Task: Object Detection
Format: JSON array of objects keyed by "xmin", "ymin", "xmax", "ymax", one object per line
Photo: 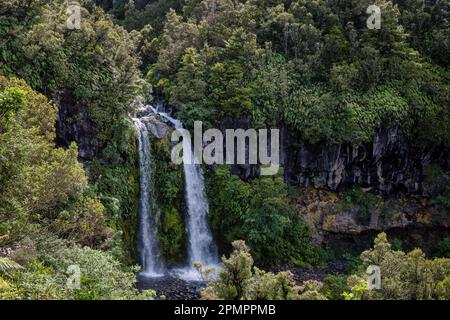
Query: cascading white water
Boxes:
[
  {"xmin": 149, "ymin": 105, "xmax": 220, "ymax": 279},
  {"xmin": 134, "ymin": 116, "xmax": 165, "ymax": 277},
  {"xmin": 182, "ymin": 139, "xmax": 220, "ymax": 268}
]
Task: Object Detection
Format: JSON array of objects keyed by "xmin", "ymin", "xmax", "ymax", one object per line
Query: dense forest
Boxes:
[{"xmin": 0, "ymin": 0, "xmax": 449, "ymax": 300}]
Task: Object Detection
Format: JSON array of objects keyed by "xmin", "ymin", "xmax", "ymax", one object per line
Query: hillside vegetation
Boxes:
[{"xmin": 0, "ymin": 0, "xmax": 449, "ymax": 300}]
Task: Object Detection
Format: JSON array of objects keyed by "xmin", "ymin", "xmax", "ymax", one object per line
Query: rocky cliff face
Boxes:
[
  {"xmin": 54, "ymin": 90, "xmax": 99, "ymax": 161},
  {"xmin": 220, "ymin": 119, "xmax": 450, "ymax": 196},
  {"xmin": 295, "ymin": 188, "xmax": 450, "ymax": 253},
  {"xmin": 282, "ymin": 125, "xmax": 450, "ymax": 196},
  {"xmin": 218, "ymin": 118, "xmax": 450, "ymax": 197},
  {"xmin": 215, "ymin": 119, "xmax": 449, "ymax": 249},
  {"xmin": 283, "ymin": 125, "xmax": 450, "ymax": 251}
]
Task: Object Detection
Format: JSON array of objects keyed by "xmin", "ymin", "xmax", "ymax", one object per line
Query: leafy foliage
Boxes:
[
  {"xmin": 7, "ymin": 239, "xmax": 156, "ymax": 300},
  {"xmin": 206, "ymin": 166, "xmax": 323, "ymax": 266},
  {"xmin": 345, "ymin": 233, "xmax": 450, "ymax": 300},
  {"xmin": 321, "ymin": 274, "xmax": 349, "ymax": 300},
  {"xmin": 0, "ymin": 258, "xmax": 23, "ymax": 278},
  {"xmin": 201, "ymin": 240, "xmax": 327, "ymax": 300},
  {"xmin": 0, "ymin": 77, "xmax": 89, "ymax": 243},
  {"xmin": 151, "ymin": 134, "xmax": 186, "ymax": 264},
  {"xmin": 144, "ymin": 0, "xmax": 449, "ymax": 147}
]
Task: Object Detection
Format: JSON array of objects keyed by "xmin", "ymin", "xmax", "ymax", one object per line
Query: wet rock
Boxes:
[
  {"xmin": 141, "ymin": 116, "xmax": 170, "ymax": 139},
  {"xmin": 137, "ymin": 275, "xmax": 205, "ymax": 300}
]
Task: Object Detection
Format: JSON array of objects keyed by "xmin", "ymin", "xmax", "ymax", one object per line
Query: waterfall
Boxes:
[
  {"xmin": 134, "ymin": 117, "xmax": 165, "ymax": 277},
  {"xmin": 149, "ymin": 105, "xmax": 220, "ymax": 279},
  {"xmin": 182, "ymin": 141, "xmax": 220, "ymax": 268}
]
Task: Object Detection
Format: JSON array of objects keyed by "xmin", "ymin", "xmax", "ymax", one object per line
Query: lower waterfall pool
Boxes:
[
  {"xmin": 136, "ymin": 264, "xmax": 221, "ymax": 300},
  {"xmin": 137, "ymin": 273, "xmax": 206, "ymax": 300}
]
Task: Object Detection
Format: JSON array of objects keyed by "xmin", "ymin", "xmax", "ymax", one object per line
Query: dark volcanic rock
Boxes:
[
  {"xmin": 54, "ymin": 90, "xmax": 100, "ymax": 160},
  {"xmin": 221, "ymin": 115, "xmax": 261, "ymax": 181},
  {"xmin": 282, "ymin": 125, "xmax": 450, "ymax": 195},
  {"xmin": 136, "ymin": 275, "xmax": 205, "ymax": 300},
  {"xmin": 217, "ymin": 117, "xmax": 449, "ymax": 195}
]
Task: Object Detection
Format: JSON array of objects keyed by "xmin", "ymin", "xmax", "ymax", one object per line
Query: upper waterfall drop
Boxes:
[
  {"xmin": 133, "ymin": 115, "xmax": 166, "ymax": 277},
  {"xmin": 148, "ymin": 104, "xmax": 220, "ymax": 279}
]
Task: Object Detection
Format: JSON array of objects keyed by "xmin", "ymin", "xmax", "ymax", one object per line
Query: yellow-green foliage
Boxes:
[
  {"xmin": 201, "ymin": 240, "xmax": 327, "ymax": 300},
  {"xmin": 51, "ymin": 196, "xmax": 113, "ymax": 248},
  {"xmin": 346, "ymin": 233, "xmax": 450, "ymax": 300},
  {"xmin": 160, "ymin": 207, "xmax": 185, "ymax": 263},
  {"xmin": 0, "ymin": 77, "xmax": 88, "ymax": 241},
  {"xmin": 201, "ymin": 240, "xmax": 254, "ymax": 300},
  {"xmin": 3, "ymin": 241, "xmax": 156, "ymax": 300},
  {"xmin": 0, "ymin": 276, "xmax": 21, "ymax": 300},
  {"xmin": 0, "ymin": 75, "xmax": 117, "ymax": 251}
]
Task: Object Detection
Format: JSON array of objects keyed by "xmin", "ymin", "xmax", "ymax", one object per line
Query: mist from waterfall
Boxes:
[{"xmin": 134, "ymin": 117, "xmax": 165, "ymax": 277}]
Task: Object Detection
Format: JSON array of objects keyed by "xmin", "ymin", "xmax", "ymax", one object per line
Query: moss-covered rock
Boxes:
[{"xmin": 151, "ymin": 131, "xmax": 187, "ymax": 265}]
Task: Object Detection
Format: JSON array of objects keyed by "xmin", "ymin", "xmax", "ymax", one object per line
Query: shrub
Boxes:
[
  {"xmin": 201, "ymin": 240, "xmax": 253, "ymax": 300},
  {"xmin": 321, "ymin": 274, "xmax": 349, "ymax": 300},
  {"xmin": 346, "ymin": 233, "xmax": 450, "ymax": 300},
  {"xmin": 0, "ymin": 276, "xmax": 21, "ymax": 300},
  {"xmin": 0, "ymin": 77, "xmax": 88, "ymax": 243},
  {"xmin": 12, "ymin": 260, "xmax": 66, "ymax": 300},
  {"xmin": 201, "ymin": 240, "xmax": 327, "ymax": 300},
  {"xmin": 51, "ymin": 196, "xmax": 113, "ymax": 248},
  {"xmin": 30, "ymin": 238, "xmax": 155, "ymax": 300},
  {"xmin": 434, "ymin": 237, "xmax": 450, "ymax": 258},
  {"xmin": 207, "ymin": 166, "xmax": 323, "ymax": 266}
]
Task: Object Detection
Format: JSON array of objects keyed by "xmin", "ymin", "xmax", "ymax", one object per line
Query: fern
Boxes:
[{"xmin": 0, "ymin": 257, "xmax": 24, "ymax": 277}]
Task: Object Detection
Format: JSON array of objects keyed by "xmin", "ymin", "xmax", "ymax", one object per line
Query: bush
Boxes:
[
  {"xmin": 51, "ymin": 196, "xmax": 113, "ymax": 248},
  {"xmin": 207, "ymin": 166, "xmax": 323, "ymax": 266},
  {"xmin": 0, "ymin": 77, "xmax": 88, "ymax": 243},
  {"xmin": 434, "ymin": 237, "xmax": 450, "ymax": 258},
  {"xmin": 345, "ymin": 233, "xmax": 450, "ymax": 300},
  {"xmin": 33, "ymin": 239, "xmax": 155, "ymax": 300},
  {"xmin": 201, "ymin": 240, "xmax": 327, "ymax": 300},
  {"xmin": 12, "ymin": 260, "xmax": 66, "ymax": 300},
  {"xmin": 4, "ymin": 241, "xmax": 156, "ymax": 300},
  {"xmin": 0, "ymin": 276, "xmax": 21, "ymax": 300},
  {"xmin": 341, "ymin": 188, "xmax": 380, "ymax": 222},
  {"xmin": 321, "ymin": 274, "xmax": 349, "ymax": 300}
]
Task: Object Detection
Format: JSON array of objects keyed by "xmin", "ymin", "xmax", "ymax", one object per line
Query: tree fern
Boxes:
[{"xmin": 0, "ymin": 257, "xmax": 24, "ymax": 277}]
